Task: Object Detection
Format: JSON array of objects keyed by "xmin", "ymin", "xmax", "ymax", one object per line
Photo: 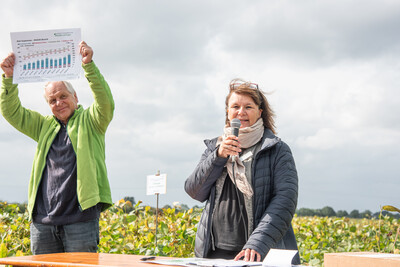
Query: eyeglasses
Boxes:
[{"xmin": 229, "ymin": 81, "xmax": 259, "ymax": 91}]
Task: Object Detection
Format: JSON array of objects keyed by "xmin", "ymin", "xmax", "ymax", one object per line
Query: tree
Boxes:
[
  {"xmin": 296, "ymin": 208, "xmax": 315, "ymax": 216},
  {"xmin": 361, "ymin": 210, "xmax": 372, "ymax": 219},
  {"xmin": 336, "ymin": 210, "xmax": 349, "ymax": 217},
  {"xmin": 321, "ymin": 206, "xmax": 336, "ymax": 217},
  {"xmin": 180, "ymin": 204, "xmax": 190, "ymax": 210},
  {"xmin": 123, "ymin": 196, "xmax": 136, "ymax": 205},
  {"xmin": 349, "ymin": 209, "xmax": 360, "ymax": 218}
]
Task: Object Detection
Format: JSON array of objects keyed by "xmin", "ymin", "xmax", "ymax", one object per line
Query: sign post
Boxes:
[{"xmin": 146, "ymin": 171, "xmax": 167, "ymax": 249}]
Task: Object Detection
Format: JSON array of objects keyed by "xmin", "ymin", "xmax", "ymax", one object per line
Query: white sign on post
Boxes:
[{"xmin": 146, "ymin": 174, "xmax": 167, "ymax": 195}]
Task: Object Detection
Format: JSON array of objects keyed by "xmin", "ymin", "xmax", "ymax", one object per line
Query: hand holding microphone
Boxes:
[{"xmin": 217, "ymin": 118, "xmax": 242, "ymax": 159}]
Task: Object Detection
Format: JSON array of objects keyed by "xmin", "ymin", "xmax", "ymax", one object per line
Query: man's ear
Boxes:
[{"xmin": 74, "ymin": 93, "xmax": 79, "ymax": 105}]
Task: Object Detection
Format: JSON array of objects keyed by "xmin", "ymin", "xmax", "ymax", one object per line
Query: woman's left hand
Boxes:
[{"xmin": 234, "ymin": 248, "xmax": 261, "ymax": 262}]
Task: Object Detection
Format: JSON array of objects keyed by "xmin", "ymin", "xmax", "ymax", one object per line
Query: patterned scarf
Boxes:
[{"xmin": 217, "ymin": 118, "xmax": 264, "ymax": 198}]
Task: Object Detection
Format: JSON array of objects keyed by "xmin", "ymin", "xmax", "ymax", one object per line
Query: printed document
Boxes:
[{"xmin": 10, "ymin": 28, "xmax": 81, "ymax": 84}]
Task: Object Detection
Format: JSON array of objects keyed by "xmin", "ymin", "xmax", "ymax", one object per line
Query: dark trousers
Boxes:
[{"xmin": 30, "ymin": 219, "xmax": 99, "ymax": 255}]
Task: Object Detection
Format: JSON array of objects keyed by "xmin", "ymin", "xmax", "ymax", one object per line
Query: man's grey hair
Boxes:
[{"xmin": 44, "ymin": 81, "xmax": 76, "ymax": 102}]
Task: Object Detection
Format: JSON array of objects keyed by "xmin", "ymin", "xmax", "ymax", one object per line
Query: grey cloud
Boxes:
[
  {"xmin": 1, "ymin": 0, "xmax": 400, "ymax": 211},
  {"xmin": 214, "ymin": 1, "xmax": 400, "ymax": 65}
]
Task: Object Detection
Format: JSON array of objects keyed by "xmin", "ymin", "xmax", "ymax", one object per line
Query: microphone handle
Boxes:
[
  {"xmin": 231, "ymin": 127, "xmax": 240, "ymax": 161},
  {"xmin": 232, "ymin": 127, "xmax": 239, "ymax": 137}
]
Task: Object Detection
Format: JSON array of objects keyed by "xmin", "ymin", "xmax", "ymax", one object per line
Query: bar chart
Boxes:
[
  {"xmin": 21, "ymin": 45, "xmax": 73, "ymax": 71},
  {"xmin": 11, "ymin": 28, "xmax": 81, "ymax": 83},
  {"xmin": 15, "ymin": 40, "xmax": 77, "ymax": 80}
]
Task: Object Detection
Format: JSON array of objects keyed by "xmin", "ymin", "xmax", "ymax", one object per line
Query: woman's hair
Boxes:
[{"xmin": 225, "ymin": 78, "xmax": 276, "ymax": 134}]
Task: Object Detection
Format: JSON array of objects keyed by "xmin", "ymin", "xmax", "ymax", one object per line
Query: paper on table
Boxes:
[
  {"xmin": 187, "ymin": 258, "xmax": 262, "ymax": 266},
  {"xmin": 144, "ymin": 257, "xmax": 262, "ymax": 266},
  {"xmin": 262, "ymin": 249, "xmax": 298, "ymax": 267},
  {"xmin": 144, "ymin": 257, "xmax": 191, "ymax": 266}
]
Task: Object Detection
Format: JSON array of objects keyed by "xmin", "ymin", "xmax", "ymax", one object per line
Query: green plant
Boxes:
[
  {"xmin": 1, "ymin": 200, "xmax": 400, "ymax": 267},
  {"xmin": 0, "ymin": 202, "xmax": 30, "ymax": 257},
  {"xmin": 378, "ymin": 205, "xmax": 400, "ymax": 253}
]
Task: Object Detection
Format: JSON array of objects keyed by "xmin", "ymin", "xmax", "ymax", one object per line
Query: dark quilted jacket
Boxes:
[{"xmin": 184, "ymin": 128, "xmax": 300, "ymax": 264}]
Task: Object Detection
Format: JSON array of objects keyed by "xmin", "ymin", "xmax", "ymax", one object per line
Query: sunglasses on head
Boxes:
[{"xmin": 229, "ymin": 81, "xmax": 259, "ymax": 91}]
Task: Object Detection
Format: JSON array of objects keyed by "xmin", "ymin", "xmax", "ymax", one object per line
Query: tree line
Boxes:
[
  {"xmin": 296, "ymin": 206, "xmax": 400, "ymax": 219},
  {"xmin": 124, "ymin": 197, "xmax": 399, "ymax": 219},
  {"xmin": 2, "ymin": 198, "xmax": 399, "ymax": 219}
]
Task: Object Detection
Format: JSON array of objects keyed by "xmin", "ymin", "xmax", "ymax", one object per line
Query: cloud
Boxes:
[{"xmin": 1, "ymin": 0, "xmax": 400, "ymax": 212}]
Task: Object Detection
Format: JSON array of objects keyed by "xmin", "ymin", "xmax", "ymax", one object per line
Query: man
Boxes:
[{"xmin": 0, "ymin": 41, "xmax": 114, "ymax": 254}]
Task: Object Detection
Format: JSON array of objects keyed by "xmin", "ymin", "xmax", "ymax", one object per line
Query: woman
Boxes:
[{"xmin": 184, "ymin": 79, "xmax": 300, "ymax": 264}]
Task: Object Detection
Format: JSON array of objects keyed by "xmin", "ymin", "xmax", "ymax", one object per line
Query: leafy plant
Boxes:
[
  {"xmin": 1, "ymin": 200, "xmax": 400, "ymax": 267},
  {"xmin": 0, "ymin": 202, "xmax": 30, "ymax": 258},
  {"xmin": 378, "ymin": 205, "xmax": 400, "ymax": 253}
]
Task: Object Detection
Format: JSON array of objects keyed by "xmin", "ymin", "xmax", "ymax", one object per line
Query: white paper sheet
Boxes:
[
  {"xmin": 145, "ymin": 257, "xmax": 262, "ymax": 266},
  {"xmin": 262, "ymin": 249, "xmax": 299, "ymax": 267},
  {"xmin": 10, "ymin": 28, "xmax": 81, "ymax": 84}
]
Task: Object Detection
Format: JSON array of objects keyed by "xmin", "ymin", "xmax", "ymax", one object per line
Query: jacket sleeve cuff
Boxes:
[
  {"xmin": 2, "ymin": 74, "xmax": 13, "ymax": 82},
  {"xmin": 2, "ymin": 74, "xmax": 15, "ymax": 92},
  {"xmin": 213, "ymin": 148, "xmax": 229, "ymax": 166},
  {"xmin": 82, "ymin": 61, "xmax": 96, "ymax": 73}
]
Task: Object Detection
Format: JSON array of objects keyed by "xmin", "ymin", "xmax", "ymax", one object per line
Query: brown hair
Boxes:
[{"xmin": 225, "ymin": 78, "xmax": 276, "ymax": 134}]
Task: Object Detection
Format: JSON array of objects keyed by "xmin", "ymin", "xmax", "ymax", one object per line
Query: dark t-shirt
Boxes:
[
  {"xmin": 33, "ymin": 122, "xmax": 99, "ymax": 225},
  {"xmin": 212, "ymin": 174, "xmax": 248, "ymax": 251}
]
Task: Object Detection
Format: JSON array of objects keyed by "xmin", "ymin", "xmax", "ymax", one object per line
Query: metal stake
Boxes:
[{"xmin": 155, "ymin": 170, "xmax": 160, "ymax": 249}]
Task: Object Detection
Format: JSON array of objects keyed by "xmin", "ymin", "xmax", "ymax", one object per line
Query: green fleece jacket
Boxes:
[{"xmin": 0, "ymin": 62, "xmax": 114, "ymax": 219}]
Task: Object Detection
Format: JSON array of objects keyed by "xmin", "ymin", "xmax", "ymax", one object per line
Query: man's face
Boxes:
[{"xmin": 45, "ymin": 82, "xmax": 78, "ymax": 125}]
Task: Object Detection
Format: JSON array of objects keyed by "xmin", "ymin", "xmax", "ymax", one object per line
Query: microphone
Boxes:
[
  {"xmin": 231, "ymin": 118, "xmax": 241, "ymax": 160},
  {"xmin": 231, "ymin": 118, "xmax": 241, "ymax": 137}
]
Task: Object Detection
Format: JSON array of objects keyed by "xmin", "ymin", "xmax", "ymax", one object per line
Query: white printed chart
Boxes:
[{"xmin": 11, "ymin": 28, "xmax": 81, "ymax": 84}]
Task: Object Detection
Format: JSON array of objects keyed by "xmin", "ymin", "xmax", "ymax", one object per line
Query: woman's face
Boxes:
[{"xmin": 227, "ymin": 92, "xmax": 262, "ymax": 128}]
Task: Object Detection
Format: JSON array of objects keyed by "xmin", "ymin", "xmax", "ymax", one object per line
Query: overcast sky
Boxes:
[{"xmin": 0, "ymin": 0, "xmax": 399, "ymax": 213}]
